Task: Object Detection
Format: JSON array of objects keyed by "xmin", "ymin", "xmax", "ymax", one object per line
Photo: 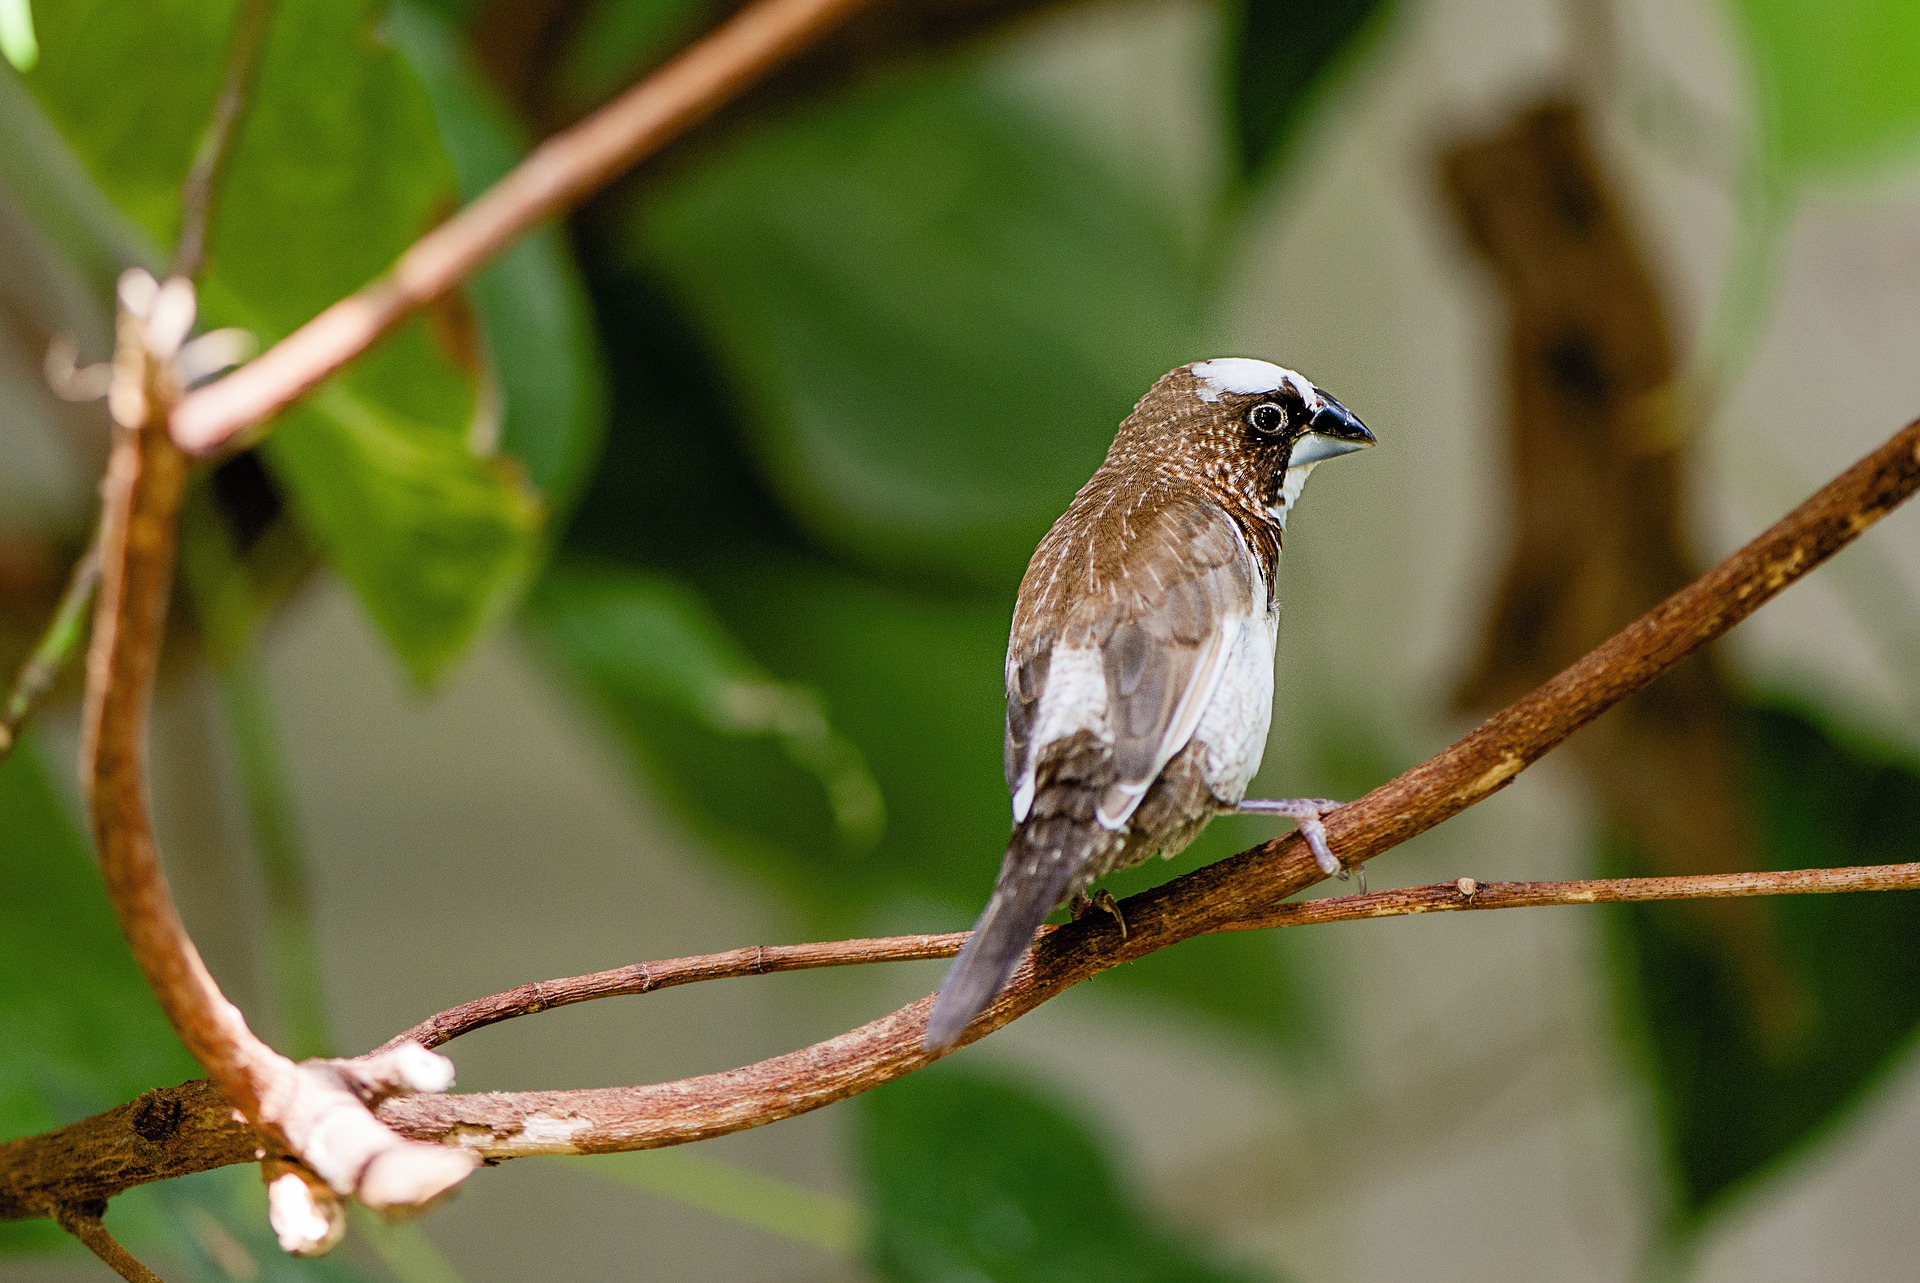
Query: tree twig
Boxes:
[
  {"xmin": 81, "ymin": 271, "xmax": 477, "ymax": 1230},
  {"xmin": 1231, "ymin": 862, "xmax": 1920, "ymax": 930},
  {"xmin": 378, "ymin": 934, "xmax": 972, "ymax": 1054},
  {"xmin": 168, "ymin": 0, "xmax": 873, "ymax": 455},
  {"xmin": 54, "ymin": 1203, "xmax": 167, "ymax": 1283},
  {"xmin": 0, "ymin": 538, "xmax": 100, "ymax": 762},
  {"xmin": 171, "ymin": 0, "xmax": 276, "ymax": 281}
]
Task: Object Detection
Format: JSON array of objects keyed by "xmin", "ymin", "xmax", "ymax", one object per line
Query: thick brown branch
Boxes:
[
  {"xmin": 9, "ymin": 417, "xmax": 1919, "ymax": 1208},
  {"xmin": 169, "ymin": 0, "xmax": 872, "ymax": 454},
  {"xmin": 54, "ymin": 1204, "xmax": 167, "ymax": 1283}
]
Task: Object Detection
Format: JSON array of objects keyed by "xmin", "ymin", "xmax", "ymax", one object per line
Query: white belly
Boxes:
[{"xmin": 1192, "ymin": 603, "xmax": 1277, "ymax": 805}]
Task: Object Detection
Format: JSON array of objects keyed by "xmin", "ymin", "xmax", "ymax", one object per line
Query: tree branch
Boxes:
[
  {"xmin": 378, "ymin": 934, "xmax": 971, "ymax": 1055},
  {"xmin": 54, "ymin": 1204, "xmax": 167, "ymax": 1283},
  {"xmin": 80, "ymin": 272, "xmax": 477, "ymax": 1230},
  {"xmin": 0, "ymin": 538, "xmax": 100, "ymax": 763},
  {"xmin": 1231, "ymin": 862, "xmax": 1920, "ymax": 930},
  {"xmin": 171, "ymin": 0, "xmax": 275, "ymax": 281},
  {"xmin": 168, "ymin": 0, "xmax": 873, "ymax": 455}
]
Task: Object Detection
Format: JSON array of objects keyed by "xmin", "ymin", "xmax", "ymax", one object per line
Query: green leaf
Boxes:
[
  {"xmin": 858, "ymin": 1068, "xmax": 1269, "ymax": 1283},
  {"xmin": 1729, "ymin": 0, "xmax": 1920, "ymax": 179},
  {"xmin": 530, "ymin": 562, "xmax": 885, "ymax": 898},
  {"xmin": 1611, "ymin": 698, "xmax": 1920, "ymax": 1223},
  {"xmin": 265, "ymin": 391, "xmax": 543, "ymax": 684},
  {"xmin": 1220, "ymin": 0, "xmax": 1393, "ymax": 182},
  {"xmin": 388, "ymin": 1, "xmax": 608, "ymax": 512},
  {"xmin": 634, "ymin": 64, "xmax": 1202, "ymax": 587},
  {"xmin": 0, "ymin": 744, "xmax": 195, "ymax": 1254},
  {"xmin": 550, "ymin": 0, "xmax": 706, "ymax": 117},
  {"xmin": 22, "ymin": 0, "xmax": 551, "ymax": 682}
]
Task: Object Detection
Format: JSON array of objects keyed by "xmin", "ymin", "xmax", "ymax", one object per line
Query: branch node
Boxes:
[{"xmin": 264, "ymin": 1161, "xmax": 345, "ymax": 1257}]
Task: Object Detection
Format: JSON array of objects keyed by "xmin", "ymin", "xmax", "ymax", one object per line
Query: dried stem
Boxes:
[
  {"xmin": 379, "ymin": 934, "xmax": 971, "ymax": 1054},
  {"xmin": 171, "ymin": 0, "xmax": 276, "ymax": 280},
  {"xmin": 169, "ymin": 0, "xmax": 872, "ymax": 454},
  {"xmin": 54, "ymin": 1204, "xmax": 167, "ymax": 1283},
  {"xmin": 0, "ymin": 538, "xmax": 101, "ymax": 763},
  {"xmin": 1231, "ymin": 862, "xmax": 1920, "ymax": 930}
]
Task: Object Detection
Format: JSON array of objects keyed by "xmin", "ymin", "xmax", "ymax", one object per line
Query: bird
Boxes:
[{"xmin": 924, "ymin": 358, "xmax": 1375, "ymax": 1051}]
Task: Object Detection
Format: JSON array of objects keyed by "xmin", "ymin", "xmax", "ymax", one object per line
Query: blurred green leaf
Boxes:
[
  {"xmin": 634, "ymin": 63, "xmax": 1201, "ymax": 587},
  {"xmin": 265, "ymin": 391, "xmax": 543, "ymax": 685},
  {"xmin": 552, "ymin": 0, "xmax": 707, "ymax": 116},
  {"xmin": 531, "ymin": 562, "xmax": 885, "ymax": 896},
  {"xmin": 1221, "ymin": 0, "xmax": 1391, "ymax": 182},
  {"xmin": 22, "ymin": 0, "xmax": 551, "ymax": 683},
  {"xmin": 0, "ymin": 0, "xmax": 38, "ymax": 72},
  {"xmin": 1730, "ymin": 0, "xmax": 1920, "ymax": 178},
  {"xmin": 859, "ymin": 1068, "xmax": 1268, "ymax": 1283},
  {"xmin": 389, "ymin": 1, "xmax": 609, "ymax": 512},
  {"xmin": 0, "ymin": 744, "xmax": 194, "ymax": 1254},
  {"xmin": 1611, "ymin": 698, "xmax": 1920, "ymax": 1223}
]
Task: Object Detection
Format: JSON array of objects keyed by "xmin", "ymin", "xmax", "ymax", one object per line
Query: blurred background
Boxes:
[{"xmin": 6, "ymin": 0, "xmax": 1920, "ymax": 1279}]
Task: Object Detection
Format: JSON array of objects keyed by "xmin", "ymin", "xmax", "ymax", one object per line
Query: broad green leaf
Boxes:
[
  {"xmin": 1729, "ymin": 0, "xmax": 1920, "ymax": 178},
  {"xmin": 634, "ymin": 64, "xmax": 1202, "ymax": 587},
  {"xmin": 1611, "ymin": 698, "xmax": 1920, "ymax": 1223},
  {"xmin": 859, "ymin": 1068, "xmax": 1268, "ymax": 1283},
  {"xmin": 265, "ymin": 392, "xmax": 543, "ymax": 683},
  {"xmin": 530, "ymin": 562, "xmax": 884, "ymax": 900},
  {"xmin": 389, "ymin": 1, "xmax": 609, "ymax": 512},
  {"xmin": 1221, "ymin": 0, "xmax": 1393, "ymax": 182},
  {"xmin": 22, "ymin": 0, "xmax": 549, "ymax": 683}
]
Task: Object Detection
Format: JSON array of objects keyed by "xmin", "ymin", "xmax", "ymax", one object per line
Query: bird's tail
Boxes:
[{"xmin": 924, "ymin": 811, "xmax": 1101, "ymax": 1051}]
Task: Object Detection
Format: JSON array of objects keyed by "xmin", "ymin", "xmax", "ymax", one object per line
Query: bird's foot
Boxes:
[
  {"xmin": 1070, "ymin": 888, "xmax": 1128, "ymax": 940},
  {"xmin": 1235, "ymin": 797, "xmax": 1352, "ymax": 883}
]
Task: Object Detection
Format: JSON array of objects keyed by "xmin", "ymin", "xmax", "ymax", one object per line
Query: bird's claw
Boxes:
[
  {"xmin": 1070, "ymin": 888, "xmax": 1128, "ymax": 939},
  {"xmin": 1237, "ymin": 797, "xmax": 1349, "ymax": 881}
]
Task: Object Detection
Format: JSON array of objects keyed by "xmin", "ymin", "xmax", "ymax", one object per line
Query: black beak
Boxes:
[{"xmin": 1289, "ymin": 395, "xmax": 1375, "ymax": 467}]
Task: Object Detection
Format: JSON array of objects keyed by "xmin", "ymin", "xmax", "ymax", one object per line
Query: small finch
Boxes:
[{"xmin": 925, "ymin": 358, "xmax": 1375, "ymax": 1050}]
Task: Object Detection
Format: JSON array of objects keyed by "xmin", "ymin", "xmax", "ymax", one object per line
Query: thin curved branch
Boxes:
[
  {"xmin": 379, "ymin": 934, "xmax": 970, "ymax": 1054},
  {"xmin": 171, "ymin": 0, "xmax": 275, "ymax": 280},
  {"xmin": 82, "ymin": 274, "xmax": 477, "ymax": 1220},
  {"xmin": 169, "ymin": 0, "xmax": 873, "ymax": 454},
  {"xmin": 0, "ymin": 539, "xmax": 100, "ymax": 763},
  {"xmin": 7, "ymin": 417, "xmax": 1919, "ymax": 1209},
  {"xmin": 390, "ymin": 860, "xmax": 1920, "ymax": 1053},
  {"xmin": 1231, "ymin": 861, "xmax": 1920, "ymax": 930}
]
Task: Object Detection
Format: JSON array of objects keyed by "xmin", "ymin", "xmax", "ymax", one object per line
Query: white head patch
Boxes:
[{"xmin": 1190, "ymin": 358, "xmax": 1320, "ymax": 407}]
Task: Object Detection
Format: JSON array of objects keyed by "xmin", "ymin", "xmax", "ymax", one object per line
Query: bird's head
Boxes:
[{"xmin": 1109, "ymin": 358, "xmax": 1376, "ymax": 527}]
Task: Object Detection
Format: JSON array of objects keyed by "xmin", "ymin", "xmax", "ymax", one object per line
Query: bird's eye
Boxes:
[{"xmin": 1247, "ymin": 401, "xmax": 1287, "ymax": 438}]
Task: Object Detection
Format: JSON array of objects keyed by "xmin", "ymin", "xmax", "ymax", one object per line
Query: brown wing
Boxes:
[{"xmin": 1005, "ymin": 486, "xmax": 1260, "ymax": 826}]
